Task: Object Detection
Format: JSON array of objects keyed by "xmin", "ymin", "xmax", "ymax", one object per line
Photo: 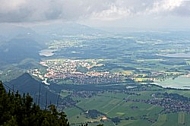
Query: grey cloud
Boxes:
[
  {"xmin": 0, "ymin": 8, "xmax": 33, "ymax": 23},
  {"xmin": 0, "ymin": 0, "xmax": 114, "ymax": 22},
  {"xmin": 0, "ymin": 0, "xmax": 189, "ymax": 23},
  {"xmin": 173, "ymin": 1, "xmax": 190, "ymax": 16},
  {"xmin": 115, "ymin": 0, "xmax": 157, "ymax": 13}
]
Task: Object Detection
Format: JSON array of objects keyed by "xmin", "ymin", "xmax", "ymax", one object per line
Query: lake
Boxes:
[
  {"xmin": 39, "ymin": 49, "xmax": 55, "ymax": 57},
  {"xmin": 154, "ymin": 75, "xmax": 190, "ymax": 89}
]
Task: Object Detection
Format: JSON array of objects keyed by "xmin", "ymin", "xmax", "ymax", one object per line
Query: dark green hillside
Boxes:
[
  {"xmin": 6, "ymin": 73, "xmax": 60, "ymax": 107},
  {"xmin": 0, "ymin": 81, "xmax": 69, "ymax": 126},
  {"xmin": 1, "ymin": 81, "xmax": 104, "ymax": 126},
  {"xmin": 0, "ymin": 38, "xmax": 41, "ymax": 64}
]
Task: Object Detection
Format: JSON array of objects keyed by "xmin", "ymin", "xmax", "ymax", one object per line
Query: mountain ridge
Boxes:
[{"xmin": 5, "ymin": 73, "xmax": 60, "ymax": 107}]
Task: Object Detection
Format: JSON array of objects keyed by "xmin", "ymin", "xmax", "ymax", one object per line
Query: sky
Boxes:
[{"xmin": 1, "ymin": 0, "xmax": 190, "ymax": 30}]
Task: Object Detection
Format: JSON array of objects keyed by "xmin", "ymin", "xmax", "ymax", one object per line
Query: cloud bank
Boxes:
[{"xmin": 0, "ymin": 0, "xmax": 189, "ymax": 23}]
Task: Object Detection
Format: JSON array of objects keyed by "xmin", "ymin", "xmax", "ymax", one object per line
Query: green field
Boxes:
[{"xmin": 63, "ymin": 89, "xmax": 190, "ymax": 126}]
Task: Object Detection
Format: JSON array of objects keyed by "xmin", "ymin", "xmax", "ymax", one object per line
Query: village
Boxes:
[{"xmin": 125, "ymin": 92, "xmax": 190, "ymax": 113}]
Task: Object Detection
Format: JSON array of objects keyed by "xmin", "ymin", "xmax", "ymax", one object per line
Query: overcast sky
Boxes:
[{"xmin": 1, "ymin": 0, "xmax": 190, "ymax": 30}]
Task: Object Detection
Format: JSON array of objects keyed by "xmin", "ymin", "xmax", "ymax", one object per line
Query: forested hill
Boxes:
[
  {"xmin": 5, "ymin": 73, "xmax": 59, "ymax": 107},
  {"xmin": 0, "ymin": 80, "xmax": 69, "ymax": 126},
  {"xmin": 0, "ymin": 81, "xmax": 104, "ymax": 126}
]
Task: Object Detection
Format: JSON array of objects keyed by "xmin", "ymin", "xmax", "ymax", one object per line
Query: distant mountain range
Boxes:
[
  {"xmin": 32, "ymin": 22, "xmax": 105, "ymax": 37},
  {"xmin": 0, "ymin": 24, "xmax": 40, "ymax": 41},
  {"xmin": 0, "ymin": 23, "xmax": 105, "ymax": 41}
]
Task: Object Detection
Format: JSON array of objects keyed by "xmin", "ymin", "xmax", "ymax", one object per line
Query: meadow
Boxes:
[{"xmin": 63, "ymin": 87, "xmax": 190, "ymax": 126}]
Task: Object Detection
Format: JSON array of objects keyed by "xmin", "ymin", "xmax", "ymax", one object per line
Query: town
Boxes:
[
  {"xmin": 29, "ymin": 59, "xmax": 124, "ymax": 84},
  {"xmin": 29, "ymin": 58, "xmax": 185, "ymax": 85}
]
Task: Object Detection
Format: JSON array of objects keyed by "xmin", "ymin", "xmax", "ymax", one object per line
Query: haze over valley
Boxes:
[{"xmin": 1, "ymin": 0, "xmax": 190, "ymax": 126}]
